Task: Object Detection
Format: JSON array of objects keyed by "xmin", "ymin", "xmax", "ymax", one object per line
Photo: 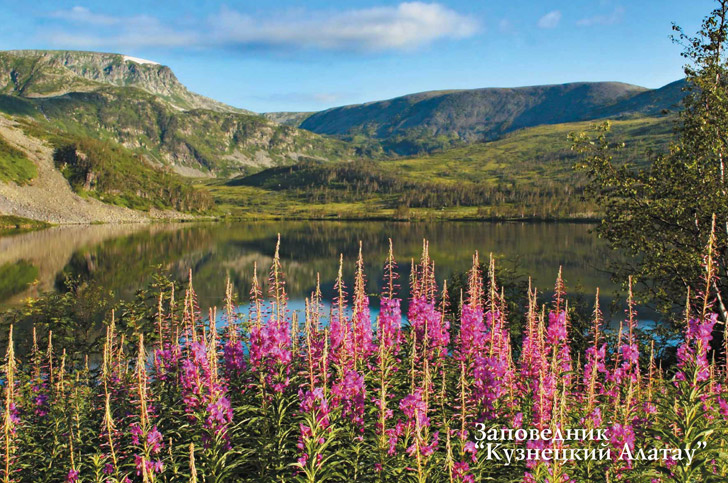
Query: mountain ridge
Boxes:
[
  {"xmin": 266, "ymin": 80, "xmax": 684, "ymax": 154},
  {"xmin": 0, "ymin": 49, "xmax": 250, "ymax": 114}
]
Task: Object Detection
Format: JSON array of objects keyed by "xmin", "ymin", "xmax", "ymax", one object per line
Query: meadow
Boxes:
[{"xmin": 0, "ymin": 233, "xmax": 726, "ymax": 482}]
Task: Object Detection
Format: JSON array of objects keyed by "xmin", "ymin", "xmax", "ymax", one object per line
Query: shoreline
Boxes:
[{"xmin": 0, "ymin": 212, "xmax": 603, "ymax": 233}]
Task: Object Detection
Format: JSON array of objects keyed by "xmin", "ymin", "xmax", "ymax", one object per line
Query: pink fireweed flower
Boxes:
[
  {"xmin": 378, "ymin": 297, "xmax": 402, "ymax": 355},
  {"xmin": 332, "ymin": 370, "xmax": 366, "ymax": 428},
  {"xmin": 385, "ymin": 421, "xmax": 404, "ymax": 455},
  {"xmin": 676, "ymin": 314, "xmax": 717, "ymax": 382},
  {"xmin": 299, "ymin": 387, "xmax": 331, "ymax": 427},
  {"xmin": 352, "ymin": 302, "xmax": 374, "ymax": 362},
  {"xmin": 580, "ymin": 407, "xmax": 603, "ymax": 429},
  {"xmin": 223, "ymin": 339, "xmax": 245, "ymax": 379},
  {"xmin": 146, "ymin": 426, "xmax": 163, "ymax": 454},
  {"xmin": 249, "ymin": 316, "xmax": 292, "ymax": 392},
  {"xmin": 473, "ymin": 354, "xmax": 511, "ymax": 419},
  {"xmin": 352, "ymin": 246, "xmax": 375, "ymax": 361},
  {"xmin": 66, "ymin": 469, "xmax": 80, "ymax": 482},
  {"xmin": 453, "ymin": 461, "xmax": 475, "ymax": 483},
  {"xmin": 133, "ymin": 455, "xmax": 164, "ymax": 477},
  {"xmin": 610, "ymin": 423, "xmax": 636, "ymax": 460},
  {"xmin": 457, "ymin": 304, "xmax": 486, "ymax": 361},
  {"xmin": 468, "ymin": 308, "xmax": 513, "ymax": 419},
  {"xmin": 180, "ymin": 342, "xmax": 233, "ymax": 442},
  {"xmin": 30, "ymin": 382, "xmax": 49, "ymax": 417},
  {"xmin": 463, "ymin": 440, "xmax": 477, "ymax": 462},
  {"xmin": 409, "ymin": 296, "xmax": 450, "ymax": 362},
  {"xmin": 519, "ymin": 303, "xmax": 547, "ymax": 399},
  {"xmin": 718, "ymin": 398, "xmax": 728, "ymax": 420},
  {"xmin": 153, "ymin": 344, "xmax": 181, "ymax": 382},
  {"xmin": 546, "ymin": 310, "xmax": 572, "ymax": 382},
  {"xmin": 400, "ymin": 389, "xmax": 430, "ymax": 429},
  {"xmin": 532, "ymin": 371, "xmax": 557, "ymax": 428}
]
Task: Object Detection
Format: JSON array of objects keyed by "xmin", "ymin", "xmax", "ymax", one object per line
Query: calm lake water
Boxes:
[{"xmin": 0, "ymin": 221, "xmax": 627, "ymax": 318}]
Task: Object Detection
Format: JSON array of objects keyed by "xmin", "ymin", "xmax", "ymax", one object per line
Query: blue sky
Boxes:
[{"xmin": 0, "ymin": 0, "xmax": 716, "ymax": 112}]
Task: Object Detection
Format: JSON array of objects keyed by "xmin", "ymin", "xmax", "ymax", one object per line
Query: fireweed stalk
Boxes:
[
  {"xmin": 130, "ymin": 335, "xmax": 164, "ymax": 480},
  {"xmin": 2, "ymin": 326, "xmax": 17, "ymax": 483},
  {"xmin": 0, "ymin": 237, "xmax": 727, "ymax": 481},
  {"xmin": 375, "ymin": 241, "xmax": 401, "ymax": 474}
]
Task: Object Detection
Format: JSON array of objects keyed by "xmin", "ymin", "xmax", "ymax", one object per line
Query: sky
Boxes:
[{"xmin": 0, "ymin": 0, "xmax": 717, "ymax": 113}]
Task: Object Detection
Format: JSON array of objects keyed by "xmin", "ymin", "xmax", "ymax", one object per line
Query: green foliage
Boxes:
[
  {"xmin": 650, "ymin": 365, "xmax": 728, "ymax": 482},
  {"xmin": 50, "ymin": 136, "xmax": 213, "ymax": 212},
  {"xmin": 572, "ymin": 1, "xmax": 728, "ymax": 325},
  {"xmin": 0, "ymin": 134, "xmax": 36, "ymax": 184}
]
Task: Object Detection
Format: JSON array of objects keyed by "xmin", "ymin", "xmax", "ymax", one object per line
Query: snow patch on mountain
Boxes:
[{"xmin": 123, "ymin": 55, "xmax": 159, "ymax": 65}]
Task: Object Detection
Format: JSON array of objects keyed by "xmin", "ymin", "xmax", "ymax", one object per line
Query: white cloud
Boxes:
[
  {"xmin": 46, "ymin": 6, "xmax": 198, "ymax": 49},
  {"xmin": 49, "ymin": 6, "xmax": 119, "ymax": 26},
  {"xmin": 577, "ymin": 7, "xmax": 625, "ymax": 27},
  {"xmin": 43, "ymin": 3, "xmax": 478, "ymax": 53},
  {"xmin": 537, "ymin": 10, "xmax": 562, "ymax": 29}
]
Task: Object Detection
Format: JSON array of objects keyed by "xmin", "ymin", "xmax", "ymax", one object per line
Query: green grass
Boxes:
[
  {"xmin": 0, "ymin": 215, "xmax": 50, "ymax": 231},
  {"xmin": 0, "ymin": 134, "xmax": 36, "ymax": 184},
  {"xmin": 388, "ymin": 116, "xmax": 673, "ymax": 187}
]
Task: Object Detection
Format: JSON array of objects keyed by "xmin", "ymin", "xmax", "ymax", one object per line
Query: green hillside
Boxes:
[
  {"xmin": 295, "ymin": 82, "xmax": 664, "ymax": 154},
  {"xmin": 13, "ymin": 118, "xmax": 213, "ymax": 212},
  {"xmin": 389, "ymin": 116, "xmax": 673, "ymax": 186},
  {"xmin": 211, "ymin": 115, "xmax": 674, "ymax": 220},
  {"xmin": 0, "ymin": 134, "xmax": 36, "ymax": 184},
  {"xmin": 0, "ymin": 88, "xmax": 352, "ymax": 176},
  {"xmin": 0, "ymin": 50, "xmax": 355, "ymax": 177}
]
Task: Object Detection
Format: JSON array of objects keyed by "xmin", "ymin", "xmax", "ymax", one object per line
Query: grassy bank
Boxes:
[{"xmin": 0, "ymin": 215, "xmax": 51, "ymax": 232}]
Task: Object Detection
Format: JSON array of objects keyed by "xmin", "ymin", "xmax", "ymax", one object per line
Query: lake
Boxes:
[{"xmin": 0, "ymin": 221, "xmax": 628, "ymax": 320}]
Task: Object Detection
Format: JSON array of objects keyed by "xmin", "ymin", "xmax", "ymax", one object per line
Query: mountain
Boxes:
[
  {"xmin": 0, "ymin": 50, "xmax": 353, "ymax": 177},
  {"xmin": 262, "ymin": 111, "xmax": 314, "ymax": 126},
  {"xmin": 267, "ymin": 80, "xmax": 686, "ymax": 155},
  {"xmin": 595, "ymin": 79, "xmax": 687, "ymax": 118},
  {"xmin": 0, "ymin": 50, "xmax": 249, "ymax": 114}
]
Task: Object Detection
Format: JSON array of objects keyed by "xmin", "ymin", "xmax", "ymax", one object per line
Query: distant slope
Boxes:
[
  {"xmin": 0, "ymin": 50, "xmax": 249, "ymax": 114},
  {"xmin": 594, "ymin": 79, "xmax": 687, "ymax": 118},
  {"xmin": 296, "ymin": 82, "xmax": 647, "ymax": 151},
  {"xmin": 389, "ymin": 116, "xmax": 674, "ymax": 186},
  {"xmin": 262, "ymin": 111, "xmax": 314, "ymax": 126}
]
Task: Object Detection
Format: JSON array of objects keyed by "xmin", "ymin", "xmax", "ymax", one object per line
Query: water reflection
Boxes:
[{"xmin": 0, "ymin": 221, "xmax": 618, "ymax": 312}]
